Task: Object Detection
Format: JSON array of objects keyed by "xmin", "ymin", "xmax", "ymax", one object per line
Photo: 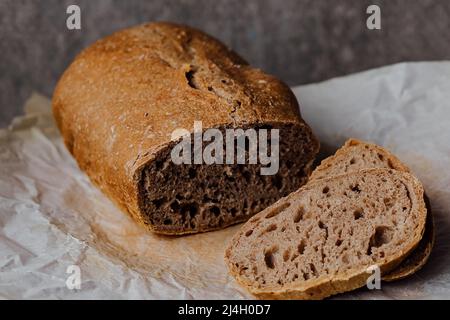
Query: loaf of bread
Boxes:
[
  {"xmin": 310, "ymin": 139, "xmax": 434, "ymax": 281},
  {"xmin": 225, "ymin": 169, "xmax": 427, "ymax": 299},
  {"xmin": 52, "ymin": 22, "xmax": 319, "ymax": 235}
]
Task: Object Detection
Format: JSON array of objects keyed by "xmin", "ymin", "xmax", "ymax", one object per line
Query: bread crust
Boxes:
[
  {"xmin": 311, "ymin": 139, "xmax": 434, "ymax": 281},
  {"xmin": 225, "ymin": 169, "xmax": 428, "ymax": 300},
  {"xmin": 52, "ymin": 22, "xmax": 318, "ymax": 234}
]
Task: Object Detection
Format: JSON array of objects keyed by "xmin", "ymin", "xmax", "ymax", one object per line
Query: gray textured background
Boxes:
[{"xmin": 1, "ymin": 0, "xmax": 450, "ymax": 127}]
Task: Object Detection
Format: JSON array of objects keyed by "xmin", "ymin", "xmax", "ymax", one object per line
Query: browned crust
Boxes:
[
  {"xmin": 225, "ymin": 169, "xmax": 428, "ymax": 300},
  {"xmin": 52, "ymin": 22, "xmax": 318, "ymax": 234},
  {"xmin": 310, "ymin": 138, "xmax": 434, "ymax": 281}
]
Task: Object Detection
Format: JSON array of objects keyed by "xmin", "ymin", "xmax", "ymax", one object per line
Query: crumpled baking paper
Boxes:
[{"xmin": 1, "ymin": 62, "xmax": 449, "ymax": 299}]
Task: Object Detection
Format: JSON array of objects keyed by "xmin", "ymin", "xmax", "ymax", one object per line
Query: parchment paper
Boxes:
[{"xmin": 1, "ymin": 62, "xmax": 449, "ymax": 299}]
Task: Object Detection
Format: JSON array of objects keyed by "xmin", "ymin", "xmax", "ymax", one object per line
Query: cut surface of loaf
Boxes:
[
  {"xmin": 52, "ymin": 22, "xmax": 319, "ymax": 234},
  {"xmin": 225, "ymin": 169, "xmax": 427, "ymax": 299},
  {"xmin": 310, "ymin": 139, "xmax": 434, "ymax": 281},
  {"xmin": 140, "ymin": 124, "xmax": 317, "ymax": 234}
]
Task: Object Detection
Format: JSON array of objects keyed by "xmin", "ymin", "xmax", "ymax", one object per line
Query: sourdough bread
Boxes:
[
  {"xmin": 311, "ymin": 139, "xmax": 434, "ymax": 281},
  {"xmin": 52, "ymin": 22, "xmax": 319, "ymax": 235},
  {"xmin": 225, "ymin": 169, "xmax": 427, "ymax": 299}
]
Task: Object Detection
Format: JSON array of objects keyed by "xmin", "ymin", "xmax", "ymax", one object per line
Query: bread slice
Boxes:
[
  {"xmin": 52, "ymin": 22, "xmax": 319, "ymax": 235},
  {"xmin": 310, "ymin": 139, "xmax": 434, "ymax": 281},
  {"xmin": 310, "ymin": 139, "xmax": 410, "ymax": 181},
  {"xmin": 225, "ymin": 169, "xmax": 427, "ymax": 299}
]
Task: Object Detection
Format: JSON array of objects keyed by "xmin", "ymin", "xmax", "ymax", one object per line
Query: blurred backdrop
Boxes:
[{"xmin": 1, "ymin": 0, "xmax": 450, "ymax": 126}]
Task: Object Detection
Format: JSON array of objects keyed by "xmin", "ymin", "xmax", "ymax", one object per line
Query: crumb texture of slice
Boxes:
[
  {"xmin": 225, "ymin": 169, "xmax": 426, "ymax": 299},
  {"xmin": 310, "ymin": 138, "xmax": 434, "ymax": 281},
  {"xmin": 310, "ymin": 139, "xmax": 410, "ymax": 181}
]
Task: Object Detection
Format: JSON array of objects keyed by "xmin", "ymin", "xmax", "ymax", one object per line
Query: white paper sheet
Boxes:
[{"xmin": 1, "ymin": 62, "xmax": 449, "ymax": 299}]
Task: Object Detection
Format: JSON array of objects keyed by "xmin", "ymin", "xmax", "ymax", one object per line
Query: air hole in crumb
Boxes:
[
  {"xmin": 384, "ymin": 198, "xmax": 394, "ymax": 208},
  {"xmin": 245, "ymin": 229, "xmax": 253, "ymax": 237},
  {"xmin": 335, "ymin": 239, "xmax": 343, "ymax": 247},
  {"xmin": 242, "ymin": 170, "xmax": 252, "ymax": 182},
  {"xmin": 309, "ymin": 263, "xmax": 318, "ymax": 277},
  {"xmin": 272, "ymin": 175, "xmax": 283, "ymax": 190},
  {"xmin": 286, "ymin": 160, "xmax": 293, "ymax": 168},
  {"xmin": 298, "ymin": 240, "xmax": 306, "ymax": 255},
  {"xmin": 283, "ymin": 249, "xmax": 290, "ymax": 262},
  {"xmin": 322, "ymin": 186, "xmax": 330, "ymax": 194},
  {"xmin": 293, "ymin": 207, "xmax": 304, "ymax": 223},
  {"xmin": 203, "ymin": 194, "xmax": 212, "ymax": 203},
  {"xmin": 176, "ymin": 194, "xmax": 184, "ymax": 200},
  {"xmin": 188, "ymin": 167, "xmax": 196, "ymax": 179},
  {"xmin": 265, "ymin": 224, "xmax": 277, "ymax": 233},
  {"xmin": 353, "ymin": 209, "xmax": 364, "ymax": 220},
  {"xmin": 152, "ymin": 197, "xmax": 166, "ymax": 209},
  {"xmin": 185, "ymin": 69, "xmax": 198, "ymax": 89},
  {"xmin": 350, "ymin": 184, "xmax": 361, "ymax": 193},
  {"xmin": 163, "ymin": 219, "xmax": 172, "ymax": 225},
  {"xmin": 209, "ymin": 206, "xmax": 220, "ymax": 216},
  {"xmin": 281, "ymin": 226, "xmax": 286, "ymax": 232},
  {"xmin": 266, "ymin": 202, "xmax": 290, "ymax": 219},
  {"xmin": 170, "ymin": 200, "xmax": 180, "ymax": 212},
  {"xmin": 318, "ymin": 221, "xmax": 326, "ymax": 229},
  {"xmin": 181, "ymin": 203, "xmax": 198, "ymax": 217},
  {"xmin": 250, "ymin": 216, "xmax": 260, "ymax": 223},
  {"xmin": 350, "ymin": 158, "xmax": 356, "ymax": 165},
  {"xmin": 367, "ymin": 226, "xmax": 394, "ymax": 255},
  {"xmin": 264, "ymin": 246, "xmax": 278, "ymax": 269},
  {"xmin": 387, "ymin": 159, "xmax": 394, "ymax": 169},
  {"xmin": 378, "ymin": 153, "xmax": 384, "ymax": 161}
]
